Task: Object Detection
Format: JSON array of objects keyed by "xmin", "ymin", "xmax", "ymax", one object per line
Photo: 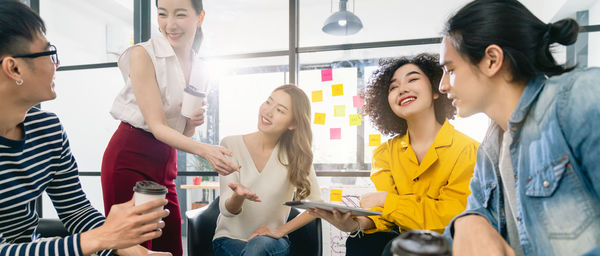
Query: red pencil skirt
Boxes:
[{"xmin": 101, "ymin": 122, "xmax": 182, "ymax": 256}]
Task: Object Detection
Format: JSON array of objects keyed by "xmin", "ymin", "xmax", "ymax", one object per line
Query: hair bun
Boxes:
[{"xmin": 549, "ymin": 19, "xmax": 579, "ymax": 45}]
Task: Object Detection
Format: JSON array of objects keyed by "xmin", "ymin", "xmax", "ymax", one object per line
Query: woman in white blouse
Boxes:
[
  {"xmin": 213, "ymin": 84, "xmax": 322, "ymax": 256},
  {"xmin": 101, "ymin": 0, "xmax": 238, "ymax": 255}
]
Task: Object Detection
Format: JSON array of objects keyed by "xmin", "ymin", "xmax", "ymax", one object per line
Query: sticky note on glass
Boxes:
[
  {"xmin": 369, "ymin": 134, "xmax": 381, "ymax": 146},
  {"xmin": 314, "ymin": 113, "xmax": 326, "ymax": 125},
  {"xmin": 330, "ymin": 128, "xmax": 341, "ymax": 140},
  {"xmin": 332, "ymin": 84, "xmax": 344, "ymax": 96},
  {"xmin": 353, "ymin": 95, "xmax": 364, "ymax": 108},
  {"xmin": 321, "ymin": 69, "xmax": 332, "ymax": 81},
  {"xmin": 349, "ymin": 114, "xmax": 362, "ymax": 126},
  {"xmin": 330, "ymin": 189, "xmax": 342, "ymax": 201},
  {"xmin": 334, "ymin": 105, "xmax": 345, "ymax": 117},
  {"xmin": 312, "ymin": 90, "xmax": 323, "ymax": 102}
]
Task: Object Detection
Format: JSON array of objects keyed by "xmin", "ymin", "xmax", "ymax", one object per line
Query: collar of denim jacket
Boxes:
[
  {"xmin": 509, "ymin": 75, "xmax": 547, "ymax": 125},
  {"xmin": 480, "ymin": 123, "xmax": 502, "ymax": 168}
]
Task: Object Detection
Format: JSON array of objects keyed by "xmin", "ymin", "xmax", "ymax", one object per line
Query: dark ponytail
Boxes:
[
  {"xmin": 155, "ymin": 0, "xmax": 204, "ymax": 51},
  {"xmin": 444, "ymin": 0, "xmax": 579, "ymax": 82}
]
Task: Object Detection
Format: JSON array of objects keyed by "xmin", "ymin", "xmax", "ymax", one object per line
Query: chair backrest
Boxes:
[
  {"xmin": 287, "ymin": 205, "xmax": 322, "ymax": 256},
  {"xmin": 36, "ymin": 218, "xmax": 70, "ymax": 238},
  {"xmin": 186, "ymin": 197, "xmax": 222, "ymax": 256},
  {"xmin": 186, "ymin": 196, "xmax": 322, "ymax": 256}
]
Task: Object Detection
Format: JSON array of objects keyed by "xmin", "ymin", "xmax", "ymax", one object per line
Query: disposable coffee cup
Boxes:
[
  {"xmin": 391, "ymin": 230, "xmax": 450, "ymax": 256},
  {"xmin": 181, "ymin": 85, "xmax": 207, "ymax": 118},
  {"xmin": 133, "ymin": 181, "xmax": 168, "ymax": 214}
]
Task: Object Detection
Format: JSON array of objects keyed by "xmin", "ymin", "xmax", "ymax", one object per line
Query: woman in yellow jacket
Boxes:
[{"xmin": 309, "ymin": 53, "xmax": 478, "ymax": 256}]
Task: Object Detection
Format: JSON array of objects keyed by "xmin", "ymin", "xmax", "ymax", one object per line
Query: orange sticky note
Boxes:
[
  {"xmin": 321, "ymin": 69, "xmax": 332, "ymax": 81},
  {"xmin": 334, "ymin": 105, "xmax": 345, "ymax": 117},
  {"xmin": 330, "ymin": 189, "xmax": 342, "ymax": 201},
  {"xmin": 314, "ymin": 112, "xmax": 326, "ymax": 125},
  {"xmin": 330, "ymin": 128, "xmax": 341, "ymax": 140},
  {"xmin": 312, "ymin": 90, "xmax": 323, "ymax": 102},
  {"xmin": 349, "ymin": 114, "xmax": 362, "ymax": 126},
  {"xmin": 369, "ymin": 134, "xmax": 381, "ymax": 146},
  {"xmin": 332, "ymin": 84, "xmax": 344, "ymax": 96}
]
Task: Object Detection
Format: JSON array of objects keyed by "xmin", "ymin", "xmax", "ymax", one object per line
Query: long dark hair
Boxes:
[
  {"xmin": 444, "ymin": 0, "xmax": 579, "ymax": 83},
  {"xmin": 275, "ymin": 84, "xmax": 313, "ymax": 200},
  {"xmin": 155, "ymin": 0, "xmax": 204, "ymax": 51},
  {"xmin": 364, "ymin": 54, "xmax": 455, "ymax": 137},
  {"xmin": 0, "ymin": 0, "xmax": 46, "ymax": 59}
]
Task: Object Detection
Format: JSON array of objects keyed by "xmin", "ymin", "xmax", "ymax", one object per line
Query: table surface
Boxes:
[{"xmin": 180, "ymin": 181, "xmax": 220, "ymax": 190}]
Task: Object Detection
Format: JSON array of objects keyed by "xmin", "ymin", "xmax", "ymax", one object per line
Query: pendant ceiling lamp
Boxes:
[{"xmin": 322, "ymin": 0, "xmax": 363, "ymax": 36}]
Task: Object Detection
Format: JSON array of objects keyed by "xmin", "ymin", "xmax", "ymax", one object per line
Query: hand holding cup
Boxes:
[{"xmin": 181, "ymin": 85, "xmax": 207, "ymax": 119}]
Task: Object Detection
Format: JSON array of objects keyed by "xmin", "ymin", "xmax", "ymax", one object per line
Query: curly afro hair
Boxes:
[{"xmin": 363, "ymin": 53, "xmax": 456, "ymax": 137}]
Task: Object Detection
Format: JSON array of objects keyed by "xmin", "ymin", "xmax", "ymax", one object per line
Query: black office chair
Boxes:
[
  {"xmin": 36, "ymin": 218, "xmax": 70, "ymax": 238},
  {"xmin": 186, "ymin": 196, "xmax": 322, "ymax": 256}
]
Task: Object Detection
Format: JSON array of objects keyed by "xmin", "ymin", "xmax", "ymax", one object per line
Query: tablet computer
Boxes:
[{"xmin": 284, "ymin": 200, "xmax": 382, "ymax": 216}]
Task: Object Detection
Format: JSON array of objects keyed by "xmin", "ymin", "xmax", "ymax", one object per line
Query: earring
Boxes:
[{"xmin": 16, "ymin": 79, "xmax": 23, "ymax": 86}]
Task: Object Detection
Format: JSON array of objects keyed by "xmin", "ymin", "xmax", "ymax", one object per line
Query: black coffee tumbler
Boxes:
[{"xmin": 390, "ymin": 230, "xmax": 451, "ymax": 256}]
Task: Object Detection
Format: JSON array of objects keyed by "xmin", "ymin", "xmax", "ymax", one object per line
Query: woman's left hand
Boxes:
[
  {"xmin": 360, "ymin": 191, "xmax": 387, "ymax": 208},
  {"xmin": 186, "ymin": 108, "xmax": 205, "ymax": 128},
  {"xmin": 248, "ymin": 225, "xmax": 284, "ymax": 240}
]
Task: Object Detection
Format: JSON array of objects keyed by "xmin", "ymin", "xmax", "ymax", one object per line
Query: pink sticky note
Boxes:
[
  {"xmin": 353, "ymin": 95, "xmax": 364, "ymax": 108},
  {"xmin": 321, "ymin": 69, "xmax": 333, "ymax": 82},
  {"xmin": 330, "ymin": 128, "xmax": 341, "ymax": 140}
]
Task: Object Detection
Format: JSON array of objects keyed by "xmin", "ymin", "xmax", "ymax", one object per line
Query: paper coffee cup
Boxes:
[
  {"xmin": 181, "ymin": 86, "xmax": 207, "ymax": 118},
  {"xmin": 391, "ymin": 230, "xmax": 450, "ymax": 256},
  {"xmin": 133, "ymin": 181, "xmax": 168, "ymax": 214}
]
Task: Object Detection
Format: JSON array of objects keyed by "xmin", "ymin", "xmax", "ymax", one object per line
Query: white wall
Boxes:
[{"xmin": 41, "ymin": 0, "xmax": 133, "ymax": 65}]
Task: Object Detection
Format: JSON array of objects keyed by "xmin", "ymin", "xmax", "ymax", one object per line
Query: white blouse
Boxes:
[
  {"xmin": 110, "ymin": 36, "xmax": 210, "ymax": 133},
  {"xmin": 214, "ymin": 135, "xmax": 322, "ymax": 241}
]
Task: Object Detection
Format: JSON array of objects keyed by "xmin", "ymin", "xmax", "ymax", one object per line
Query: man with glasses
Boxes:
[
  {"xmin": 0, "ymin": 1, "xmax": 171, "ymax": 255},
  {"xmin": 0, "ymin": 44, "xmax": 58, "ymax": 66}
]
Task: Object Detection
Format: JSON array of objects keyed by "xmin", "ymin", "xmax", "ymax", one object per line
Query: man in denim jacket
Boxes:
[
  {"xmin": 438, "ymin": 1, "xmax": 600, "ymax": 255},
  {"xmin": 447, "ymin": 72, "xmax": 600, "ymax": 255}
]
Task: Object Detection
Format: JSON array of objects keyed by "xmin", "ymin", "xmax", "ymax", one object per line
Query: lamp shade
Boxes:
[{"xmin": 322, "ymin": 0, "xmax": 363, "ymax": 36}]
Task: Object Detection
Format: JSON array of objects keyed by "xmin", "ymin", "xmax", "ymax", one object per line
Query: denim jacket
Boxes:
[{"xmin": 447, "ymin": 68, "xmax": 600, "ymax": 256}]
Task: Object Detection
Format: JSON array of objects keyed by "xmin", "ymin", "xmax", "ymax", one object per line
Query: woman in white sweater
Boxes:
[{"xmin": 213, "ymin": 84, "xmax": 322, "ymax": 256}]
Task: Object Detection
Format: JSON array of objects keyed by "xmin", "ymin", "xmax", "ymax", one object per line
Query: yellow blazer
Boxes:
[{"xmin": 366, "ymin": 120, "xmax": 478, "ymax": 234}]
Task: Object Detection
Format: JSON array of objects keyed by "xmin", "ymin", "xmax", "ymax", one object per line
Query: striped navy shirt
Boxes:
[{"xmin": 0, "ymin": 108, "xmax": 112, "ymax": 256}]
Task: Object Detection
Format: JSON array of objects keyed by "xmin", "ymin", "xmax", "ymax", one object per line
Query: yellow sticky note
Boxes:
[
  {"xmin": 332, "ymin": 84, "xmax": 344, "ymax": 96},
  {"xmin": 330, "ymin": 189, "xmax": 342, "ymax": 202},
  {"xmin": 349, "ymin": 114, "xmax": 362, "ymax": 126},
  {"xmin": 312, "ymin": 90, "xmax": 323, "ymax": 102},
  {"xmin": 314, "ymin": 112, "xmax": 326, "ymax": 125},
  {"xmin": 369, "ymin": 134, "xmax": 381, "ymax": 146},
  {"xmin": 334, "ymin": 105, "xmax": 345, "ymax": 117}
]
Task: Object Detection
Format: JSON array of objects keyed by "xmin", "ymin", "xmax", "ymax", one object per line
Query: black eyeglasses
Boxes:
[{"xmin": 0, "ymin": 45, "xmax": 58, "ymax": 65}]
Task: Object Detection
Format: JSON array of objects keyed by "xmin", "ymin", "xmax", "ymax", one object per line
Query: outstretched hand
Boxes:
[{"xmin": 229, "ymin": 183, "xmax": 261, "ymax": 202}]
